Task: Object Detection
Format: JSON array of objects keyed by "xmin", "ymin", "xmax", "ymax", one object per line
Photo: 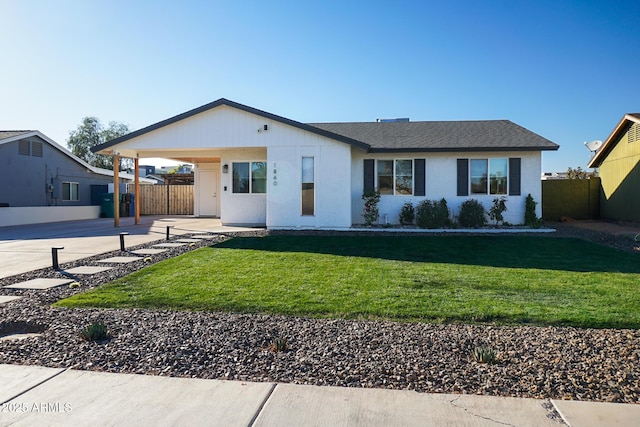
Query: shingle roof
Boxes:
[
  {"xmin": 91, "ymin": 98, "xmax": 559, "ymax": 154},
  {"xmin": 308, "ymin": 120, "xmax": 559, "ymax": 152},
  {"xmin": 0, "ymin": 130, "xmax": 32, "ymax": 140}
]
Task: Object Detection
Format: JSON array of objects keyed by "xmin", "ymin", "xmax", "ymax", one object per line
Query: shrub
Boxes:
[
  {"xmin": 269, "ymin": 337, "xmax": 288, "ymax": 352},
  {"xmin": 458, "ymin": 199, "xmax": 487, "ymax": 228},
  {"xmin": 415, "ymin": 198, "xmax": 450, "ymax": 229},
  {"xmin": 79, "ymin": 321, "xmax": 110, "ymax": 342},
  {"xmin": 362, "ymin": 190, "xmax": 381, "ymax": 226},
  {"xmin": 488, "ymin": 197, "xmax": 507, "ymax": 226},
  {"xmin": 472, "ymin": 345, "xmax": 497, "ymax": 364},
  {"xmin": 524, "ymin": 194, "xmax": 540, "ymax": 227},
  {"xmin": 398, "ymin": 202, "xmax": 415, "ymax": 225}
]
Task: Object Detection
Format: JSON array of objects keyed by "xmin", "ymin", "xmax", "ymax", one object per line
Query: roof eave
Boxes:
[
  {"xmin": 588, "ymin": 113, "xmax": 640, "ymax": 168},
  {"xmin": 368, "ymin": 145, "xmax": 559, "ymax": 153}
]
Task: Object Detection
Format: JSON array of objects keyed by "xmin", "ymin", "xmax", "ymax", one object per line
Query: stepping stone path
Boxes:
[
  {"xmin": 131, "ymin": 248, "xmax": 167, "ymax": 255},
  {"xmin": 0, "ymin": 296, "xmax": 22, "ymax": 304},
  {"xmin": 64, "ymin": 266, "xmax": 114, "ymax": 275},
  {"xmin": 0, "ymin": 233, "xmax": 207, "ymax": 306},
  {"xmin": 97, "ymin": 256, "xmax": 142, "ymax": 264},
  {"xmin": 4, "ymin": 278, "xmax": 74, "ymax": 290}
]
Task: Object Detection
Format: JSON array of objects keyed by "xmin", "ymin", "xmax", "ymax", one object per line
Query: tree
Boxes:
[
  {"xmin": 67, "ymin": 117, "xmax": 131, "ymax": 170},
  {"xmin": 566, "ymin": 166, "xmax": 597, "ymax": 179}
]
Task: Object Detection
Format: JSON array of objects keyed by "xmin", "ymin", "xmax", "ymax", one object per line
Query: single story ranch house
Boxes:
[{"xmin": 93, "ymin": 98, "xmax": 559, "ymax": 228}]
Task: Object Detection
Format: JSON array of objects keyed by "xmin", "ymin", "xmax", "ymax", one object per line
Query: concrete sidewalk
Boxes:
[
  {"xmin": 0, "ymin": 216, "xmax": 254, "ymax": 279},
  {"xmin": 1, "ymin": 364, "xmax": 638, "ymax": 426}
]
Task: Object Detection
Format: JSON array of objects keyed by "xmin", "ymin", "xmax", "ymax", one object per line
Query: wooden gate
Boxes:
[{"xmin": 127, "ymin": 185, "xmax": 194, "ymax": 215}]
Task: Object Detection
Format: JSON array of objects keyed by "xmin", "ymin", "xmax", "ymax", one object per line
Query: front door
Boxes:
[{"xmin": 197, "ymin": 169, "xmax": 218, "ymax": 217}]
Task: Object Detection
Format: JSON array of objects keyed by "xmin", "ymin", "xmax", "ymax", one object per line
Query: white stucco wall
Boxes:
[
  {"xmin": 351, "ymin": 150, "xmax": 542, "ymax": 226},
  {"xmin": 160, "ymin": 106, "xmax": 354, "ymax": 228}
]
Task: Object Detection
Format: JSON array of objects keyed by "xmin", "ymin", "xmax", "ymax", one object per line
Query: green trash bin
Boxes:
[{"xmin": 100, "ymin": 193, "xmax": 121, "ymax": 218}]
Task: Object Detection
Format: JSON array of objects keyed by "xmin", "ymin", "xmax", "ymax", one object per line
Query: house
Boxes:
[
  {"xmin": 587, "ymin": 113, "xmax": 640, "ymax": 223},
  {"xmin": 0, "ymin": 130, "xmax": 154, "ymax": 226},
  {"xmin": 92, "ymin": 98, "xmax": 559, "ymax": 228}
]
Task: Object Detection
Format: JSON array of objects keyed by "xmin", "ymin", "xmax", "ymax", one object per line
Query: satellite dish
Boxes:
[{"xmin": 584, "ymin": 140, "xmax": 603, "ymax": 152}]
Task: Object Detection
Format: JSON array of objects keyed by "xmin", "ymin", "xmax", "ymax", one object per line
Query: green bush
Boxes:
[
  {"xmin": 458, "ymin": 199, "xmax": 487, "ymax": 228},
  {"xmin": 524, "ymin": 194, "xmax": 542, "ymax": 227},
  {"xmin": 398, "ymin": 202, "xmax": 415, "ymax": 225},
  {"xmin": 362, "ymin": 190, "xmax": 381, "ymax": 226},
  {"xmin": 415, "ymin": 198, "xmax": 450, "ymax": 229},
  {"xmin": 488, "ymin": 197, "xmax": 507, "ymax": 226},
  {"xmin": 79, "ymin": 321, "xmax": 110, "ymax": 342}
]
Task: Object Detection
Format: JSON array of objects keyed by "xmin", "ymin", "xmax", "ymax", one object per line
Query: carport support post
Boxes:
[
  {"xmin": 134, "ymin": 157, "xmax": 140, "ymax": 225},
  {"xmin": 114, "ymin": 153, "xmax": 120, "ymax": 227}
]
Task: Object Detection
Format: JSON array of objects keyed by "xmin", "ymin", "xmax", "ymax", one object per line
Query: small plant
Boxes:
[
  {"xmin": 415, "ymin": 198, "xmax": 450, "ymax": 229},
  {"xmin": 524, "ymin": 194, "xmax": 541, "ymax": 227},
  {"xmin": 488, "ymin": 197, "xmax": 507, "ymax": 226},
  {"xmin": 362, "ymin": 189, "xmax": 381, "ymax": 226},
  {"xmin": 79, "ymin": 321, "xmax": 110, "ymax": 342},
  {"xmin": 398, "ymin": 202, "xmax": 415, "ymax": 225},
  {"xmin": 269, "ymin": 337, "xmax": 288, "ymax": 352},
  {"xmin": 472, "ymin": 345, "xmax": 497, "ymax": 364},
  {"xmin": 458, "ymin": 199, "xmax": 487, "ymax": 228}
]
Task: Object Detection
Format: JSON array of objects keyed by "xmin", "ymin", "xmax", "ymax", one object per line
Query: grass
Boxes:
[{"xmin": 54, "ymin": 235, "xmax": 640, "ymax": 328}]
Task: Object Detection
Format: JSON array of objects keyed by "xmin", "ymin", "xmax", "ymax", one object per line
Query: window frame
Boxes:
[
  {"xmin": 469, "ymin": 158, "xmax": 508, "ymax": 195},
  {"xmin": 301, "ymin": 156, "xmax": 315, "ymax": 216},
  {"xmin": 231, "ymin": 161, "xmax": 267, "ymax": 194},
  {"xmin": 376, "ymin": 158, "xmax": 414, "ymax": 196},
  {"xmin": 62, "ymin": 182, "xmax": 79, "ymax": 201}
]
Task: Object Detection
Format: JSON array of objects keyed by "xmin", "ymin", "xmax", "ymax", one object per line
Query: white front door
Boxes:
[{"xmin": 197, "ymin": 169, "xmax": 218, "ymax": 217}]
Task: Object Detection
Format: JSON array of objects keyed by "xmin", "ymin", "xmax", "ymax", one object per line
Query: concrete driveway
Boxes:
[{"xmin": 0, "ymin": 216, "xmax": 255, "ymax": 280}]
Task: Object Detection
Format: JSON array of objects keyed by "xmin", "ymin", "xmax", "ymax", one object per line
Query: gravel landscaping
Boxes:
[{"xmin": 0, "ymin": 226, "xmax": 639, "ymax": 404}]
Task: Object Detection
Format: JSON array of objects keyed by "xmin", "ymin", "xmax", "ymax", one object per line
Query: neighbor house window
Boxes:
[
  {"xmin": 301, "ymin": 157, "xmax": 314, "ymax": 215},
  {"xmin": 62, "ymin": 182, "xmax": 79, "ymax": 201},
  {"xmin": 470, "ymin": 158, "xmax": 507, "ymax": 195},
  {"xmin": 232, "ymin": 161, "xmax": 267, "ymax": 194},
  {"xmin": 377, "ymin": 159, "xmax": 413, "ymax": 195}
]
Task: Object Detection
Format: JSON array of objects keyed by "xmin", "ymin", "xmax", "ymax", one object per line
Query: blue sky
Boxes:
[{"xmin": 2, "ymin": 0, "xmax": 638, "ymax": 170}]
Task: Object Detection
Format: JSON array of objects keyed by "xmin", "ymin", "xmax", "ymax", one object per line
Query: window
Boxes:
[
  {"xmin": 470, "ymin": 158, "xmax": 507, "ymax": 195},
  {"xmin": 232, "ymin": 161, "xmax": 267, "ymax": 194},
  {"xmin": 62, "ymin": 182, "xmax": 79, "ymax": 201},
  {"xmin": 376, "ymin": 159, "xmax": 413, "ymax": 195},
  {"xmin": 301, "ymin": 157, "xmax": 314, "ymax": 215}
]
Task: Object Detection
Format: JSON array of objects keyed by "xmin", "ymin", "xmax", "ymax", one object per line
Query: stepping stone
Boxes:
[
  {"xmin": 152, "ymin": 243, "xmax": 186, "ymax": 248},
  {"xmin": 64, "ymin": 266, "xmax": 113, "ymax": 275},
  {"xmin": 131, "ymin": 248, "xmax": 167, "ymax": 255},
  {"xmin": 0, "ymin": 333, "xmax": 41, "ymax": 342},
  {"xmin": 0, "ymin": 296, "xmax": 22, "ymax": 304},
  {"xmin": 175, "ymin": 238, "xmax": 200, "ymax": 243},
  {"xmin": 4, "ymin": 278, "xmax": 73, "ymax": 290},
  {"xmin": 97, "ymin": 256, "xmax": 141, "ymax": 264},
  {"xmin": 190, "ymin": 235, "xmax": 214, "ymax": 239}
]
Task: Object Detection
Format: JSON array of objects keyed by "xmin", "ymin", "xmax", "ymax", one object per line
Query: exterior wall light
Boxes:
[{"xmin": 222, "ymin": 164, "xmax": 229, "ymax": 174}]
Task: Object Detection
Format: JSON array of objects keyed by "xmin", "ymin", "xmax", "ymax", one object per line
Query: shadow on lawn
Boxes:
[{"xmin": 213, "ymin": 235, "xmax": 640, "ymax": 274}]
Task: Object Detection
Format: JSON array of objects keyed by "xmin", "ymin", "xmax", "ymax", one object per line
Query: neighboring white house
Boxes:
[{"xmin": 92, "ymin": 98, "xmax": 559, "ymax": 228}]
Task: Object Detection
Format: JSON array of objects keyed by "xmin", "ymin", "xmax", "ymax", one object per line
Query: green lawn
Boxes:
[{"xmin": 55, "ymin": 235, "xmax": 640, "ymax": 328}]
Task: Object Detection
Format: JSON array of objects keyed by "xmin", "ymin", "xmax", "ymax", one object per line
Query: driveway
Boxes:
[{"xmin": 0, "ymin": 216, "xmax": 255, "ymax": 280}]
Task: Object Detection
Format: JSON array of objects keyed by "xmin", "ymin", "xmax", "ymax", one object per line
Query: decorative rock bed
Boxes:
[{"xmin": 0, "ymin": 226, "xmax": 638, "ymax": 404}]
